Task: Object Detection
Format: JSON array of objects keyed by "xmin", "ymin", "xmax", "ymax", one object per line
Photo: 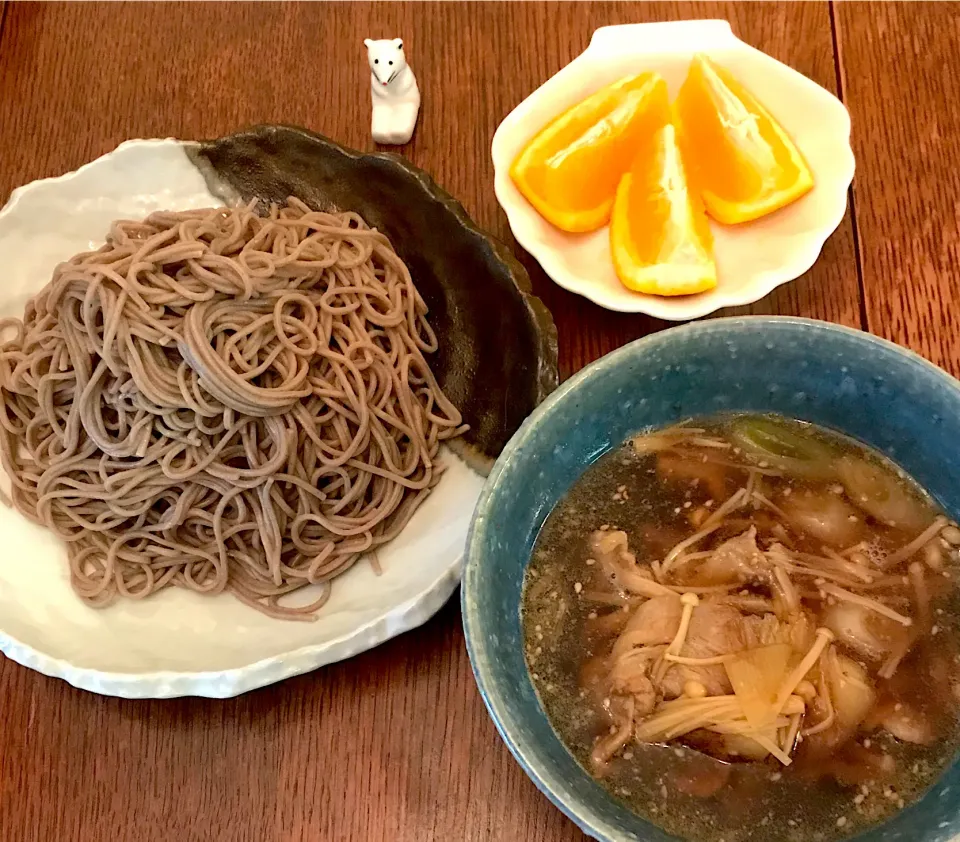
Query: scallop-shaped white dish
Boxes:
[
  {"xmin": 492, "ymin": 20, "xmax": 855, "ymax": 320},
  {"xmin": 0, "ymin": 139, "xmax": 494, "ymax": 698}
]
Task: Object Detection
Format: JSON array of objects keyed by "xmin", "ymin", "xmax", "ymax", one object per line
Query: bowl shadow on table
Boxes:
[
  {"xmin": 63, "ymin": 596, "xmax": 580, "ymax": 841},
  {"xmin": 247, "ymin": 596, "xmax": 586, "ymax": 840}
]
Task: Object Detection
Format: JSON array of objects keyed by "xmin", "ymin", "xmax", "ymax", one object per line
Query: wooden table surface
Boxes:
[{"xmin": 0, "ymin": 2, "xmax": 958, "ymax": 840}]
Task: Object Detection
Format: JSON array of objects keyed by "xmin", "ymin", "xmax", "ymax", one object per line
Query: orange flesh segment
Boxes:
[
  {"xmin": 610, "ymin": 123, "xmax": 717, "ymax": 297},
  {"xmin": 675, "ymin": 54, "xmax": 815, "ymax": 225},
  {"xmin": 510, "ymin": 73, "xmax": 670, "ymax": 233}
]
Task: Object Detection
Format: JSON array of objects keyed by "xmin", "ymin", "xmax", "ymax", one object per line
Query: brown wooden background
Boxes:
[{"xmin": 0, "ymin": 3, "xmax": 958, "ymax": 841}]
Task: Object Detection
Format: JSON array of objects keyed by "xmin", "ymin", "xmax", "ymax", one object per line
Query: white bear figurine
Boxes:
[{"xmin": 364, "ymin": 38, "xmax": 421, "ymax": 146}]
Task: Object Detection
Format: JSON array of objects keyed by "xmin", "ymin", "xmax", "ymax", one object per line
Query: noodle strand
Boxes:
[{"xmin": 0, "ymin": 200, "xmax": 466, "ymax": 620}]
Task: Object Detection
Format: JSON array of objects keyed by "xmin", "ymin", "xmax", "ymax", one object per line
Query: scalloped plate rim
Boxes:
[{"xmin": 491, "ymin": 23, "xmax": 856, "ymax": 320}]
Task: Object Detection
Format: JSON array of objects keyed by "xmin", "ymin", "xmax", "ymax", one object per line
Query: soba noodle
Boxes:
[{"xmin": 0, "ymin": 198, "xmax": 466, "ymax": 620}]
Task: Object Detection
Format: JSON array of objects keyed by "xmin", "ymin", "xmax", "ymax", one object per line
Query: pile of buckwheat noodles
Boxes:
[{"xmin": 0, "ymin": 198, "xmax": 466, "ymax": 620}]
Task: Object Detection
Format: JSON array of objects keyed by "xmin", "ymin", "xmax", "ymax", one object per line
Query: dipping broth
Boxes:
[{"xmin": 522, "ymin": 414, "xmax": 960, "ymax": 841}]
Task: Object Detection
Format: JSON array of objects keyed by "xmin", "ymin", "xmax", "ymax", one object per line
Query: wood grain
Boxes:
[
  {"xmin": 465, "ymin": 2, "xmax": 865, "ymax": 378},
  {"xmin": 0, "ymin": 2, "xmax": 861, "ymax": 379},
  {"xmin": 0, "ymin": 4, "xmax": 863, "ymax": 842},
  {"xmin": 834, "ymin": 2, "xmax": 960, "ymax": 375}
]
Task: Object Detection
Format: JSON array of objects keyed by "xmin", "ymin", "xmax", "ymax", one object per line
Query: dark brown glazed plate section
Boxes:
[{"xmin": 186, "ymin": 125, "xmax": 558, "ymax": 474}]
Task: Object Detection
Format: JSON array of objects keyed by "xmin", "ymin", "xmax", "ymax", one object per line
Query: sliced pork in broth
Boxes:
[{"xmin": 523, "ymin": 414, "xmax": 960, "ymax": 842}]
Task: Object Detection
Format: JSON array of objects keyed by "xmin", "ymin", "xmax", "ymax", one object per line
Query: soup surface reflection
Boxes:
[{"xmin": 522, "ymin": 414, "xmax": 960, "ymax": 841}]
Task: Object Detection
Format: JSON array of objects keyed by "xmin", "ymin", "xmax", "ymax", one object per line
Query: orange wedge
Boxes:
[
  {"xmin": 510, "ymin": 73, "xmax": 670, "ymax": 233},
  {"xmin": 610, "ymin": 123, "xmax": 717, "ymax": 296},
  {"xmin": 674, "ymin": 54, "xmax": 814, "ymax": 225}
]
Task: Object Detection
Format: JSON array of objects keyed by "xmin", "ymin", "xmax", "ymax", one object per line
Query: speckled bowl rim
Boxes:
[{"xmin": 462, "ymin": 316, "xmax": 960, "ymax": 842}]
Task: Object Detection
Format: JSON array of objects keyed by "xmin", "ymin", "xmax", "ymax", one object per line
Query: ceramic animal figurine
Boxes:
[{"xmin": 364, "ymin": 38, "xmax": 421, "ymax": 146}]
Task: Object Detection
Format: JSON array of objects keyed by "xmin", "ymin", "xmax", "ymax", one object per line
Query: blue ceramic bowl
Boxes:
[{"xmin": 462, "ymin": 317, "xmax": 960, "ymax": 842}]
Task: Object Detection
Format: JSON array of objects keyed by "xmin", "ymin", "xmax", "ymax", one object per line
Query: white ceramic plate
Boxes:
[
  {"xmin": 491, "ymin": 19, "xmax": 856, "ymax": 320},
  {"xmin": 0, "ymin": 140, "xmax": 486, "ymax": 698}
]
